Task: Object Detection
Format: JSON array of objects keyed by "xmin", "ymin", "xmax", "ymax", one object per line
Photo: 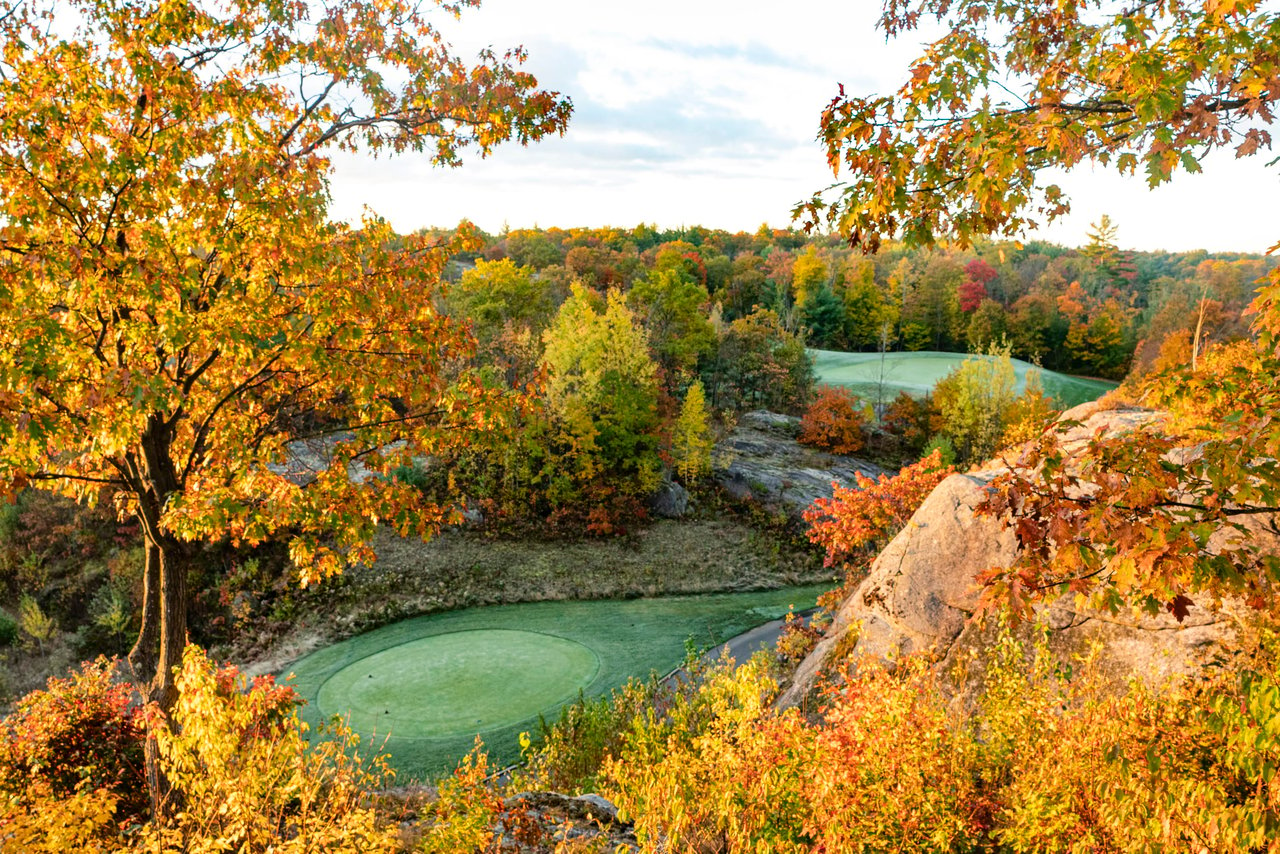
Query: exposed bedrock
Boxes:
[
  {"xmin": 712, "ymin": 410, "xmax": 885, "ymax": 515},
  {"xmin": 779, "ymin": 403, "xmax": 1275, "ymax": 707}
]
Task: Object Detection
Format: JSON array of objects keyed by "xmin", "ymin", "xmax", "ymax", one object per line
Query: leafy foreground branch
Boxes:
[{"xmin": 974, "ymin": 340, "xmax": 1280, "ymax": 623}]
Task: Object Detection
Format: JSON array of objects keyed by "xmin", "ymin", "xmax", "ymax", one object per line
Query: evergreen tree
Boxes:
[{"xmin": 802, "ymin": 285, "xmax": 847, "ymax": 349}]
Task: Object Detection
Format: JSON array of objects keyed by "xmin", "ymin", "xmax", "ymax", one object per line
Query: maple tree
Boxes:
[
  {"xmin": 798, "ymin": 385, "xmax": 868, "ymax": 456},
  {"xmin": 805, "ymin": 448, "xmax": 953, "ymax": 573},
  {"xmin": 959, "ymin": 259, "xmax": 997, "ymax": 313},
  {"xmin": 801, "ymin": 0, "xmax": 1280, "ymax": 250},
  {"xmin": 0, "ymin": 0, "xmax": 569, "ymax": 746}
]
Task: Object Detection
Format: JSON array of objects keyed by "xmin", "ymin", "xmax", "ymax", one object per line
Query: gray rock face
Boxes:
[
  {"xmin": 779, "ymin": 404, "xmax": 1272, "ymax": 707},
  {"xmin": 712, "ymin": 410, "xmax": 885, "ymax": 515},
  {"xmin": 651, "ymin": 480, "xmax": 690, "ymax": 518},
  {"xmin": 270, "ymin": 433, "xmax": 408, "ymax": 486}
]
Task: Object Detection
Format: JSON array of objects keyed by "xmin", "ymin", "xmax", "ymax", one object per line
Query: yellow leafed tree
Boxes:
[
  {"xmin": 672, "ymin": 380, "xmax": 714, "ymax": 484},
  {"xmin": 0, "ymin": 0, "xmax": 570, "ymax": 793}
]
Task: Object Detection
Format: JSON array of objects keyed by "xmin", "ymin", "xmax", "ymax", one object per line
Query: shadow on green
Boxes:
[{"xmin": 285, "ymin": 585, "xmax": 827, "ymax": 781}]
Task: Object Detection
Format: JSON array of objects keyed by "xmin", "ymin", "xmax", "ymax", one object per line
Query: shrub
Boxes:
[
  {"xmin": 921, "ymin": 434, "xmax": 957, "ymax": 468},
  {"xmin": 417, "ymin": 744, "xmax": 504, "ymax": 853},
  {"xmin": 773, "ymin": 608, "xmax": 823, "ymax": 669},
  {"xmin": 1000, "ymin": 369, "xmax": 1058, "ymax": 450},
  {"xmin": 0, "ymin": 611, "xmax": 16, "ymax": 647},
  {"xmin": 16, "ymin": 593, "xmax": 55, "ymax": 654},
  {"xmin": 879, "ymin": 390, "xmax": 933, "ymax": 457},
  {"xmin": 0, "ymin": 781, "xmax": 121, "ymax": 854},
  {"xmin": 75, "ymin": 585, "xmax": 135, "ymax": 657},
  {"xmin": 517, "ymin": 675, "xmax": 670, "ymax": 794},
  {"xmin": 603, "ymin": 613, "xmax": 1280, "ymax": 854},
  {"xmin": 985, "ymin": 625, "xmax": 1280, "ymax": 854},
  {"xmin": 0, "ymin": 657, "xmax": 147, "ymax": 826},
  {"xmin": 798, "ymin": 385, "xmax": 867, "ymax": 455},
  {"xmin": 602, "ymin": 655, "xmax": 801, "ymax": 852},
  {"xmin": 0, "ymin": 647, "xmax": 401, "ymax": 851},
  {"xmin": 603, "ymin": 652, "xmax": 981, "ymax": 853},
  {"xmin": 933, "ymin": 341, "xmax": 1018, "ymax": 464},
  {"xmin": 144, "ymin": 645, "xmax": 397, "ymax": 853},
  {"xmin": 804, "ymin": 448, "xmax": 952, "ymax": 571}
]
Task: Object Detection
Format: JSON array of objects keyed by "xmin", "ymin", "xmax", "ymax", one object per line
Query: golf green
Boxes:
[
  {"xmin": 286, "ymin": 585, "xmax": 827, "ymax": 781},
  {"xmin": 315, "ymin": 630, "xmax": 601, "ymax": 738}
]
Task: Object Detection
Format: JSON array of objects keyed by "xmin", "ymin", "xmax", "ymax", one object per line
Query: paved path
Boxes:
[
  {"xmin": 707, "ymin": 608, "xmax": 816, "ymax": 666},
  {"xmin": 657, "ymin": 608, "xmax": 819, "ymax": 689}
]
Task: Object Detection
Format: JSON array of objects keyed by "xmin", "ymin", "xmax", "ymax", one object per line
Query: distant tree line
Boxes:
[{"xmin": 435, "ymin": 219, "xmax": 1270, "ymax": 383}]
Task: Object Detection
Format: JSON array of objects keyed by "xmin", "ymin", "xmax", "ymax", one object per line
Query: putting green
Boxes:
[
  {"xmin": 286, "ymin": 585, "xmax": 828, "ymax": 780},
  {"xmin": 315, "ymin": 630, "xmax": 600, "ymax": 738}
]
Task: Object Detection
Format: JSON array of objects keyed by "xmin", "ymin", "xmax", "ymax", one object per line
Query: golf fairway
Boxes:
[{"xmin": 809, "ymin": 348, "xmax": 1117, "ymax": 407}]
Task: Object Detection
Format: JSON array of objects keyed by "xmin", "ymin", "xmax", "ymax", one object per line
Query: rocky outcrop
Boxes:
[
  {"xmin": 650, "ymin": 479, "xmax": 690, "ymax": 518},
  {"xmin": 779, "ymin": 403, "xmax": 1271, "ymax": 707},
  {"xmin": 713, "ymin": 410, "xmax": 885, "ymax": 515}
]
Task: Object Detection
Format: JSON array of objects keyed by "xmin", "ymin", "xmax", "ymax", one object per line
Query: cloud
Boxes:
[{"xmin": 324, "ymin": 0, "xmax": 1278, "ymax": 252}]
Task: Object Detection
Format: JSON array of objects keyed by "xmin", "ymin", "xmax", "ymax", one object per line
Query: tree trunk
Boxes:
[
  {"xmin": 1192, "ymin": 288, "xmax": 1210, "ymax": 372},
  {"xmin": 138, "ymin": 532, "xmax": 189, "ymax": 816},
  {"xmin": 127, "ymin": 414, "xmax": 191, "ymax": 815},
  {"xmin": 127, "ymin": 540, "xmax": 161, "ymax": 686}
]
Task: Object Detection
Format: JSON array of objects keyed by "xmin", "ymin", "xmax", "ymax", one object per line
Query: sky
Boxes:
[{"xmin": 327, "ymin": 0, "xmax": 1280, "ymax": 254}]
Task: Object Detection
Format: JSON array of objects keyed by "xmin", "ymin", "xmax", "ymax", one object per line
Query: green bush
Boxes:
[
  {"xmin": 921, "ymin": 434, "xmax": 957, "ymax": 468},
  {"xmin": 0, "ymin": 609, "xmax": 17, "ymax": 647},
  {"xmin": 517, "ymin": 674, "xmax": 671, "ymax": 794}
]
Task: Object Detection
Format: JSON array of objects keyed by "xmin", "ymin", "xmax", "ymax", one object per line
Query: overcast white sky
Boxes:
[{"xmin": 327, "ymin": 0, "xmax": 1280, "ymax": 254}]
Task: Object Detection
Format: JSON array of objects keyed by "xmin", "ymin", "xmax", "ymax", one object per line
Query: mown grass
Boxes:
[
  {"xmin": 229, "ymin": 515, "xmax": 828, "ymax": 676},
  {"xmin": 286, "ymin": 585, "xmax": 827, "ymax": 781},
  {"xmin": 810, "ymin": 349, "xmax": 1117, "ymax": 408}
]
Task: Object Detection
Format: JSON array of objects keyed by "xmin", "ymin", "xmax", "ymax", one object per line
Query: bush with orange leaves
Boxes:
[
  {"xmin": 804, "ymin": 449, "xmax": 953, "ymax": 609},
  {"xmin": 798, "ymin": 385, "xmax": 868, "ymax": 455},
  {"xmin": 0, "ymin": 647, "xmax": 398, "ymax": 853},
  {"xmin": 601, "ymin": 615, "xmax": 1280, "ymax": 854},
  {"xmin": 602, "ymin": 651, "xmax": 982, "ymax": 853}
]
